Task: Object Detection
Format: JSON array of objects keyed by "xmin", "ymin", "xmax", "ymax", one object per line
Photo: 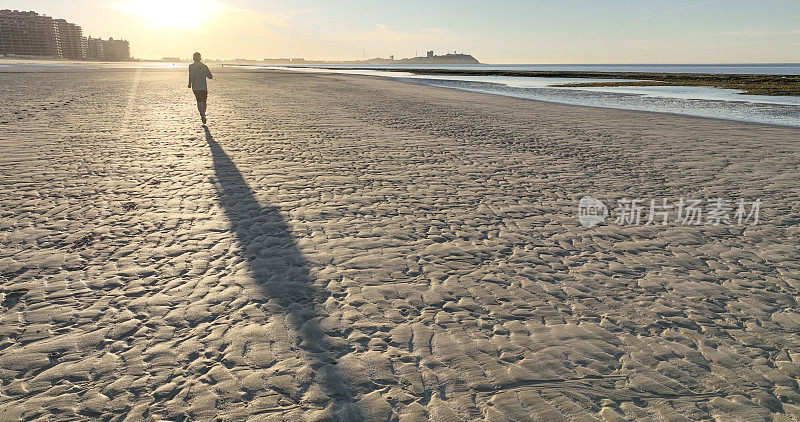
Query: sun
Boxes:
[{"xmin": 113, "ymin": 0, "xmax": 224, "ymax": 30}]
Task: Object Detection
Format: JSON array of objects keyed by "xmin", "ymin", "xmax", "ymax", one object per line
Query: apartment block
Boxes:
[
  {"xmin": 0, "ymin": 9, "xmax": 61, "ymax": 57},
  {"xmin": 0, "ymin": 9, "xmax": 131, "ymax": 60},
  {"xmin": 55, "ymin": 18, "xmax": 84, "ymax": 59},
  {"xmin": 86, "ymin": 37, "xmax": 130, "ymax": 61}
]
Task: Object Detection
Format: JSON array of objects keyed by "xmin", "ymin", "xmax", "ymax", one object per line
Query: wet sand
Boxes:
[{"xmin": 1, "ymin": 68, "xmax": 799, "ymax": 420}]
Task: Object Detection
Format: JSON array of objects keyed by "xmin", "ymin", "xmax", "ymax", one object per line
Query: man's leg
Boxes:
[
  {"xmin": 199, "ymin": 102, "xmax": 207, "ymax": 124},
  {"xmin": 194, "ymin": 91, "xmax": 208, "ymax": 124}
]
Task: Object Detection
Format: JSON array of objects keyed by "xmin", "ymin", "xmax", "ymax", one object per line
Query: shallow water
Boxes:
[
  {"xmin": 283, "ymin": 63, "xmax": 800, "ymax": 75},
  {"xmin": 259, "ymin": 66, "xmax": 800, "ymax": 127}
]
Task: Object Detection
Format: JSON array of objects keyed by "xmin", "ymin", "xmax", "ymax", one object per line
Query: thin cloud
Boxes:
[{"xmin": 590, "ymin": 0, "xmax": 722, "ymax": 35}]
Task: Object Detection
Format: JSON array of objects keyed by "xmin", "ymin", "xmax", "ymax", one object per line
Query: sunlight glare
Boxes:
[{"xmin": 114, "ymin": 0, "xmax": 225, "ymax": 30}]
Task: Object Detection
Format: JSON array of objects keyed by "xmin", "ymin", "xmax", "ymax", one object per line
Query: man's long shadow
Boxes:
[{"xmin": 205, "ymin": 127, "xmax": 359, "ymax": 417}]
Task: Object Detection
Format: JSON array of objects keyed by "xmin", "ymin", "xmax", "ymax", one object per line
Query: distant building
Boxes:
[
  {"xmin": 390, "ymin": 55, "xmax": 394, "ymax": 61},
  {"xmin": 86, "ymin": 37, "xmax": 130, "ymax": 61},
  {"xmin": 101, "ymin": 37, "xmax": 130, "ymax": 61},
  {"xmin": 54, "ymin": 19, "xmax": 84, "ymax": 59},
  {"xmin": 86, "ymin": 37, "xmax": 103, "ymax": 60},
  {"xmin": 0, "ymin": 9, "xmax": 61, "ymax": 57},
  {"xmin": 397, "ymin": 51, "xmax": 479, "ymax": 65},
  {"xmin": 0, "ymin": 9, "xmax": 130, "ymax": 60},
  {"xmin": 80, "ymin": 36, "xmax": 88, "ymax": 59}
]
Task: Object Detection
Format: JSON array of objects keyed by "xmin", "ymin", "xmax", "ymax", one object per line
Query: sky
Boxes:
[{"xmin": 1, "ymin": 0, "xmax": 798, "ymax": 63}]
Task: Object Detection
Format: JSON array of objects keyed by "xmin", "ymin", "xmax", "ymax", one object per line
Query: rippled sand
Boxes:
[{"xmin": 1, "ymin": 68, "xmax": 799, "ymax": 420}]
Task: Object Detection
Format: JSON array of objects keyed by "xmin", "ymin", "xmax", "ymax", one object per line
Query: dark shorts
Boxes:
[{"xmin": 193, "ymin": 90, "xmax": 208, "ymax": 102}]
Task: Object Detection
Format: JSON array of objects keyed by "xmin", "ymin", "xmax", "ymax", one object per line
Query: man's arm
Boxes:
[
  {"xmin": 205, "ymin": 65, "xmax": 213, "ymax": 79},
  {"xmin": 188, "ymin": 67, "xmax": 193, "ymax": 88}
]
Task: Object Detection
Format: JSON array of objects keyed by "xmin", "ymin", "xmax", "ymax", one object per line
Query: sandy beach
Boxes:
[{"xmin": 1, "ymin": 68, "xmax": 800, "ymax": 420}]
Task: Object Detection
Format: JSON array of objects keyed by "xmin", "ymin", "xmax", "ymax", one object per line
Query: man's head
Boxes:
[{"xmin": 193, "ymin": 52, "xmax": 201, "ymax": 62}]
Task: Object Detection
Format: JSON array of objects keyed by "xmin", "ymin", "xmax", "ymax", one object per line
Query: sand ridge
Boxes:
[{"xmin": 0, "ymin": 68, "xmax": 799, "ymax": 420}]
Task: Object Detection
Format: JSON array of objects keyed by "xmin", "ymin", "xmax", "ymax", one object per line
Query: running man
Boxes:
[{"xmin": 188, "ymin": 52, "xmax": 213, "ymax": 124}]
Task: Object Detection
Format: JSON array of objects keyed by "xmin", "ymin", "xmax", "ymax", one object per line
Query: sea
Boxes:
[{"xmin": 251, "ymin": 63, "xmax": 800, "ymax": 128}]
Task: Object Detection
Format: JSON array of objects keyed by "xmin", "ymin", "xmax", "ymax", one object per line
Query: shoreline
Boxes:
[
  {"xmin": 399, "ymin": 74, "xmax": 800, "ymax": 129},
  {"xmin": 343, "ymin": 68, "xmax": 800, "ymax": 96},
  {"xmin": 1, "ymin": 63, "xmax": 797, "ymax": 127},
  {"xmin": 252, "ymin": 68, "xmax": 800, "ymax": 129},
  {"xmin": 294, "ymin": 66, "xmax": 800, "ymax": 96}
]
